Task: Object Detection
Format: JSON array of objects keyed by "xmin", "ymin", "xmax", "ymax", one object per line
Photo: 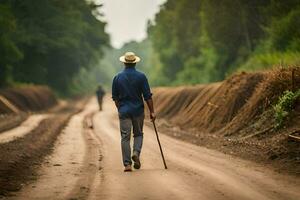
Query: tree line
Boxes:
[
  {"xmin": 145, "ymin": 0, "xmax": 300, "ymax": 85},
  {"xmin": 2, "ymin": 0, "xmax": 299, "ymax": 93},
  {"xmin": 0, "ymin": 0, "xmax": 109, "ymax": 95}
]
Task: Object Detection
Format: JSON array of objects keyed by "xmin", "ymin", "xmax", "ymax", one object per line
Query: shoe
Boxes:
[
  {"xmin": 132, "ymin": 154, "xmax": 141, "ymax": 169},
  {"xmin": 124, "ymin": 165, "xmax": 132, "ymax": 172}
]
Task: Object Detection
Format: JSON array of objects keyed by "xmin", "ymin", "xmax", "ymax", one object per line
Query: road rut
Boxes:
[{"xmin": 0, "ymin": 114, "xmax": 49, "ymax": 144}]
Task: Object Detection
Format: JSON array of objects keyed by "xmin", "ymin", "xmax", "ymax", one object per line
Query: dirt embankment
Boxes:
[
  {"xmin": 152, "ymin": 67, "xmax": 300, "ymax": 175},
  {"xmin": 0, "ymin": 86, "xmax": 58, "ymax": 133},
  {"xmin": 0, "ymin": 86, "xmax": 57, "ymax": 114}
]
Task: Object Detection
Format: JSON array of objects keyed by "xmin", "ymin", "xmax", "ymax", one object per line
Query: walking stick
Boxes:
[{"xmin": 152, "ymin": 121, "xmax": 168, "ymax": 169}]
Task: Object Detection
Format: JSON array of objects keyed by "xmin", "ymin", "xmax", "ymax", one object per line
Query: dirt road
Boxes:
[{"xmin": 7, "ymin": 97, "xmax": 300, "ymax": 200}]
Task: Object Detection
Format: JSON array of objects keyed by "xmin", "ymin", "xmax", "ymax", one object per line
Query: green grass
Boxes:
[
  {"xmin": 273, "ymin": 89, "xmax": 300, "ymax": 129},
  {"xmin": 238, "ymin": 51, "xmax": 300, "ymax": 72}
]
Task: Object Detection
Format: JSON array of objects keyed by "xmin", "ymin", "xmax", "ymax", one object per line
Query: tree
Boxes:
[
  {"xmin": 0, "ymin": 0, "xmax": 109, "ymax": 95},
  {"xmin": 0, "ymin": 4, "xmax": 22, "ymax": 86}
]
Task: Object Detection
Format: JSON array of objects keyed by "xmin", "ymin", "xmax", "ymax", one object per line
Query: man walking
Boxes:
[
  {"xmin": 112, "ymin": 52, "xmax": 156, "ymax": 172},
  {"xmin": 96, "ymin": 85, "xmax": 105, "ymax": 111}
]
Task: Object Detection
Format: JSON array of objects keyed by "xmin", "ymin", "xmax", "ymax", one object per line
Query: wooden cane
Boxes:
[{"xmin": 152, "ymin": 121, "xmax": 168, "ymax": 169}]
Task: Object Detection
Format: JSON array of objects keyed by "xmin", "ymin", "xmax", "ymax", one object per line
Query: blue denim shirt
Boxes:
[{"xmin": 112, "ymin": 67, "xmax": 152, "ymax": 118}]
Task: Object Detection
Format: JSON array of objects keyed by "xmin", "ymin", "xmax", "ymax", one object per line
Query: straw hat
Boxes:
[{"xmin": 119, "ymin": 52, "xmax": 141, "ymax": 63}]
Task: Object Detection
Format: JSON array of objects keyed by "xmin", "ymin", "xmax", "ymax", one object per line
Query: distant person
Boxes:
[
  {"xmin": 96, "ymin": 85, "xmax": 105, "ymax": 111},
  {"xmin": 112, "ymin": 52, "xmax": 156, "ymax": 172}
]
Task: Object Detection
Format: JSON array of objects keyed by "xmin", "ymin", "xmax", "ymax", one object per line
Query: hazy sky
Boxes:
[{"xmin": 99, "ymin": 0, "xmax": 166, "ymax": 48}]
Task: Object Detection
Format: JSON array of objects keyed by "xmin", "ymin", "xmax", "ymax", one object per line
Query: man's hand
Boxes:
[
  {"xmin": 150, "ymin": 112, "xmax": 156, "ymax": 122},
  {"xmin": 146, "ymin": 99, "xmax": 156, "ymax": 122}
]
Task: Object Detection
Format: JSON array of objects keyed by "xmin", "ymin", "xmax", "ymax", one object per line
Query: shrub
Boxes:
[{"xmin": 273, "ymin": 89, "xmax": 300, "ymax": 128}]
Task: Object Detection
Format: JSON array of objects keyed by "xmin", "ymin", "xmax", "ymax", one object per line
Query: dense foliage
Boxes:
[
  {"xmin": 0, "ymin": 0, "xmax": 109, "ymax": 95},
  {"xmin": 144, "ymin": 0, "xmax": 300, "ymax": 85},
  {"xmin": 53, "ymin": 38, "xmax": 159, "ymax": 96},
  {"xmin": 1, "ymin": 0, "xmax": 300, "ymax": 93}
]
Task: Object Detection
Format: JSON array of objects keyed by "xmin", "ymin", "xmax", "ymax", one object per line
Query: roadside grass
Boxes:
[
  {"xmin": 238, "ymin": 51, "xmax": 300, "ymax": 72},
  {"xmin": 273, "ymin": 89, "xmax": 300, "ymax": 129}
]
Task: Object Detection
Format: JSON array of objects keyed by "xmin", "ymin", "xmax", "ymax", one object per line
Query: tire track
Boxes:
[
  {"xmin": 65, "ymin": 111, "xmax": 103, "ymax": 200},
  {"xmin": 0, "ymin": 114, "xmax": 50, "ymax": 144},
  {"xmin": 4, "ymin": 98, "xmax": 98, "ymax": 199}
]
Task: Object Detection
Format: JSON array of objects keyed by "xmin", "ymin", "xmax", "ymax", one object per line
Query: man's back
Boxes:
[{"xmin": 112, "ymin": 67, "xmax": 152, "ymax": 117}]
